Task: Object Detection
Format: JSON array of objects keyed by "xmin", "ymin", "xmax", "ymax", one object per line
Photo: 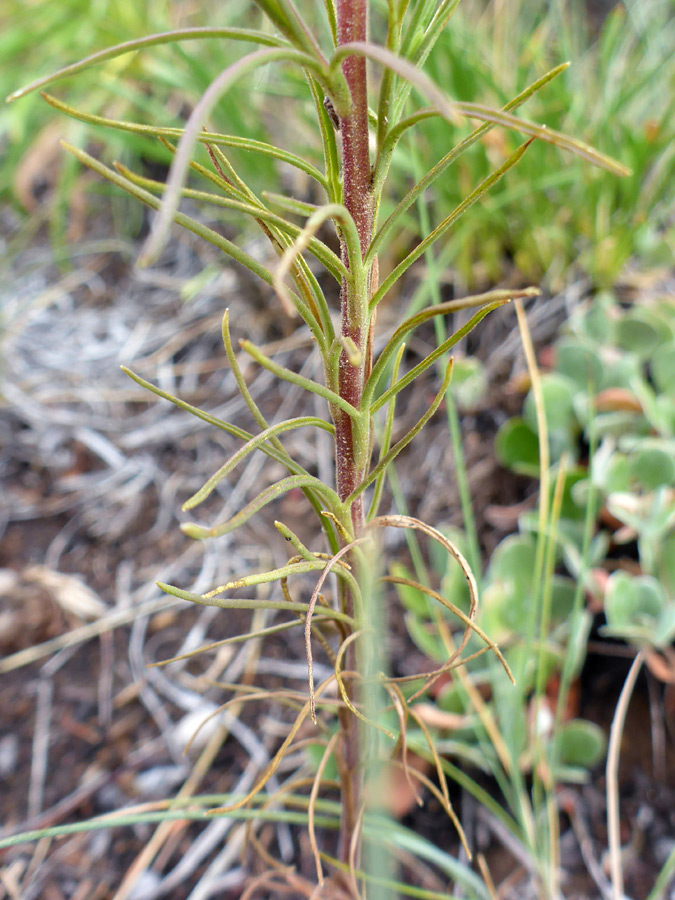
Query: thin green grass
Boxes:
[{"xmin": 389, "ymin": 0, "xmax": 674, "ymax": 287}]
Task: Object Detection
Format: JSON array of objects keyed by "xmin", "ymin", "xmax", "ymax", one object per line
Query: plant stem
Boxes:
[
  {"xmin": 335, "ymin": 0, "xmax": 374, "ymax": 878},
  {"xmin": 336, "ymin": 0, "xmax": 373, "ymax": 531}
]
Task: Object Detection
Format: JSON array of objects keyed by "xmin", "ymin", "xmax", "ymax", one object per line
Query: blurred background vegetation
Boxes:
[{"xmin": 2, "ymin": 0, "xmax": 673, "ymax": 287}]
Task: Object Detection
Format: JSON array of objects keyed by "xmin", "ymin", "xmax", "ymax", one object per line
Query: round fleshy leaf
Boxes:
[
  {"xmin": 495, "ymin": 417, "xmax": 540, "ymax": 476},
  {"xmin": 523, "ymin": 373, "xmax": 577, "ymax": 437},
  {"xmin": 604, "ymin": 571, "xmax": 665, "ymax": 641},
  {"xmin": 615, "ymin": 314, "xmax": 660, "ymax": 357},
  {"xmin": 577, "ymin": 292, "xmax": 616, "ymax": 344},
  {"xmin": 656, "ymin": 604, "xmax": 675, "ymax": 646},
  {"xmin": 658, "ymin": 531, "xmax": 675, "ymax": 597},
  {"xmin": 652, "ymin": 345, "xmax": 675, "ymax": 396},
  {"xmin": 556, "ymin": 719, "xmax": 606, "ymax": 767},
  {"xmin": 600, "ymin": 355, "xmax": 642, "ymax": 391},
  {"xmin": 450, "ymin": 356, "xmax": 487, "ymax": 409},
  {"xmin": 550, "ymin": 576, "xmax": 577, "ymax": 621},
  {"xmin": 556, "ymin": 338, "xmax": 603, "ymax": 391},
  {"xmin": 565, "ymin": 610, "xmax": 593, "ymax": 680},
  {"xmin": 629, "ymin": 447, "xmax": 675, "ymax": 491},
  {"xmin": 489, "ymin": 534, "xmax": 537, "ymax": 597},
  {"xmin": 599, "ymin": 452, "xmax": 632, "ymax": 494}
]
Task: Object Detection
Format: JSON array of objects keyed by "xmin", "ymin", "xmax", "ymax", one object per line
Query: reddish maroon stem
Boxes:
[
  {"xmin": 335, "ymin": 0, "xmax": 373, "ymax": 536},
  {"xmin": 335, "ymin": 0, "xmax": 374, "ymax": 882}
]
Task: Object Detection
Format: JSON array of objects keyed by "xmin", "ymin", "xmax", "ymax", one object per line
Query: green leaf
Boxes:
[
  {"xmin": 183, "ymin": 416, "xmax": 335, "ymax": 511},
  {"xmin": 404, "ymin": 612, "xmax": 446, "ymax": 662},
  {"xmin": 181, "ymin": 475, "xmax": 340, "ymax": 539},
  {"xmin": 251, "ymin": 0, "xmax": 327, "ymax": 66},
  {"xmin": 555, "ymin": 337, "xmax": 603, "ymax": 392},
  {"xmin": 450, "ymin": 356, "xmax": 487, "ymax": 409},
  {"xmin": 371, "ymin": 62, "xmax": 571, "ymax": 258},
  {"xmin": 240, "ymin": 339, "xmax": 360, "ymax": 419},
  {"xmin": 555, "ymin": 719, "xmax": 606, "ymax": 768},
  {"xmin": 494, "ymin": 417, "xmax": 540, "ymax": 476},
  {"xmin": 603, "ymin": 571, "xmax": 666, "ymax": 644},
  {"xmin": 370, "ymin": 143, "xmax": 535, "ymax": 306},
  {"xmin": 391, "ymin": 563, "xmax": 429, "ymax": 617},
  {"xmin": 524, "ymin": 373, "xmax": 577, "ymax": 437},
  {"xmin": 629, "ymin": 447, "xmax": 675, "ymax": 491},
  {"xmin": 564, "ymin": 610, "xmax": 593, "ymax": 681},
  {"xmin": 332, "ymin": 43, "xmax": 630, "ymax": 176},
  {"xmin": 63, "ymin": 144, "xmax": 277, "ymax": 286},
  {"xmin": 652, "ymin": 344, "xmax": 675, "ymax": 397},
  {"xmin": 550, "ymin": 576, "xmax": 577, "ymax": 622},
  {"xmin": 489, "ymin": 535, "xmax": 537, "ymax": 598},
  {"xmin": 6, "ymin": 27, "xmax": 290, "ymax": 102},
  {"xmin": 591, "ymin": 447, "xmax": 632, "ymax": 494},
  {"xmin": 658, "ymin": 531, "xmax": 675, "ymax": 596},
  {"xmin": 156, "ymin": 580, "xmax": 353, "ymax": 624},
  {"xmin": 137, "ymin": 46, "xmax": 329, "ymax": 266},
  {"xmin": 40, "ymin": 93, "xmax": 329, "ymax": 189},
  {"xmin": 305, "ymin": 740, "xmax": 339, "ymax": 781},
  {"xmin": 368, "ymin": 300, "xmax": 507, "ymax": 414},
  {"xmin": 615, "ymin": 314, "xmax": 660, "ymax": 357},
  {"xmin": 347, "ymin": 357, "xmax": 453, "ymax": 504}
]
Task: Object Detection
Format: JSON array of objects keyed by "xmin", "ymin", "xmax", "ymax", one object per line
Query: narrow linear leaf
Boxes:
[
  {"xmin": 273, "ymin": 203, "xmax": 360, "ymax": 313},
  {"xmin": 157, "ymin": 580, "xmax": 353, "ymax": 624},
  {"xmin": 6, "ymin": 27, "xmax": 290, "ymax": 102},
  {"xmin": 114, "ymin": 165, "xmax": 345, "ymax": 282},
  {"xmin": 455, "ymin": 100, "xmax": 631, "ymax": 176},
  {"xmin": 240, "ymin": 339, "xmax": 361, "ymax": 419},
  {"xmin": 148, "ymin": 619, "xmax": 304, "ymax": 667},
  {"xmin": 252, "ymin": 0, "xmax": 328, "ymax": 66},
  {"xmin": 183, "ymin": 416, "xmax": 334, "ymax": 511},
  {"xmin": 138, "ymin": 46, "xmax": 329, "ymax": 266},
  {"xmin": 0, "ymin": 807, "xmax": 339, "ymax": 852},
  {"xmin": 371, "ymin": 62, "xmax": 571, "ymax": 259},
  {"xmin": 63, "ymin": 144, "xmax": 276, "ymax": 286},
  {"xmin": 367, "ymin": 300, "xmax": 507, "ymax": 413},
  {"xmin": 349, "ymin": 357, "xmax": 453, "ymax": 504},
  {"xmin": 410, "ymin": 0, "xmax": 463, "ymax": 66},
  {"xmin": 121, "ymin": 366, "xmax": 318, "ymax": 485},
  {"xmin": 41, "ymin": 93, "xmax": 328, "ymax": 188},
  {"xmin": 220, "ymin": 312, "xmax": 337, "ymax": 557},
  {"xmin": 368, "ymin": 288, "xmax": 539, "ymax": 396},
  {"xmin": 371, "ymin": 141, "xmax": 534, "ymax": 308},
  {"xmin": 334, "ymin": 43, "xmax": 628, "ymax": 176},
  {"xmin": 181, "ymin": 475, "xmax": 341, "ymax": 540},
  {"xmin": 368, "ymin": 342, "xmax": 406, "ymax": 521},
  {"xmin": 332, "ymin": 40, "xmax": 462, "ymax": 125},
  {"xmin": 262, "ymin": 191, "xmax": 322, "ymax": 216},
  {"xmin": 205, "ymin": 557, "xmax": 350, "ymax": 594}
]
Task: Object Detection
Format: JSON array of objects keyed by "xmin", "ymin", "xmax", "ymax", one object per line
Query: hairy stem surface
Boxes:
[{"xmin": 335, "ymin": 0, "xmax": 375, "ymax": 878}]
